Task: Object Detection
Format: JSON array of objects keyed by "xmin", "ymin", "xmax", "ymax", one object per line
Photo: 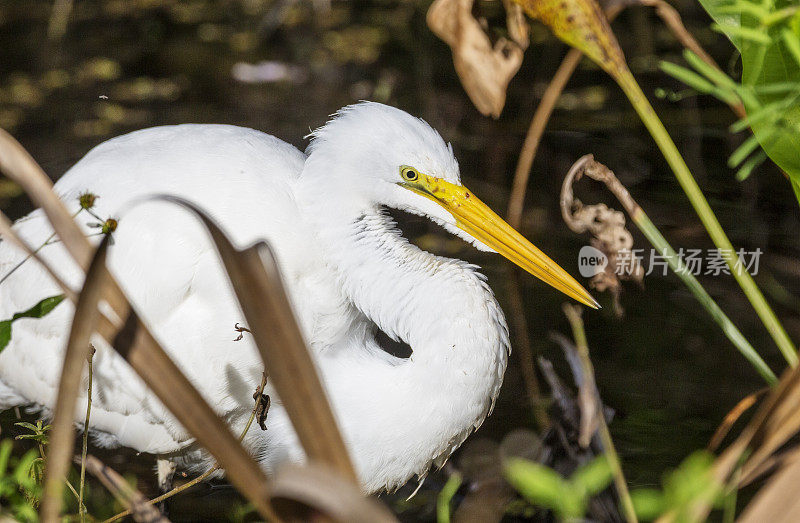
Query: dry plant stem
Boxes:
[
  {"xmin": 564, "ymin": 156, "xmax": 777, "ymax": 384},
  {"xmin": 504, "ymin": 0, "xmax": 793, "ymax": 360},
  {"xmin": 1, "ymin": 132, "xmax": 365, "ymax": 522},
  {"xmin": 504, "ymin": 267, "xmax": 550, "ymax": 428},
  {"xmin": 41, "ymin": 239, "xmax": 111, "ymax": 523},
  {"xmin": 708, "ymin": 388, "xmax": 769, "ymax": 451},
  {"xmin": 614, "ymin": 71, "xmax": 797, "ymax": 366},
  {"xmin": 562, "ymin": 304, "xmax": 637, "ymax": 523},
  {"xmin": 103, "ymin": 372, "xmax": 270, "ymax": 523},
  {"xmin": 0, "ymin": 210, "xmax": 76, "ymax": 301},
  {"xmin": 81, "ymin": 455, "xmax": 168, "ymax": 523},
  {"xmin": 0, "ymin": 209, "xmax": 81, "ymax": 286},
  {"xmin": 507, "ymin": 46, "xmax": 584, "ymax": 229},
  {"xmin": 170, "ymin": 196, "xmax": 357, "ymax": 481},
  {"xmin": 507, "ymin": 0, "xmax": 718, "ymax": 228},
  {"xmin": 78, "ymin": 347, "xmax": 94, "ymax": 522}
]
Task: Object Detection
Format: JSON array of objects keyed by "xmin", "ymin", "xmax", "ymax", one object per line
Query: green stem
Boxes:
[
  {"xmin": 791, "ymin": 178, "xmax": 800, "ymax": 211},
  {"xmin": 632, "ymin": 210, "xmax": 777, "ymax": 384},
  {"xmin": 436, "ymin": 473, "xmax": 462, "ymax": 523},
  {"xmin": 563, "ymin": 305, "xmax": 637, "ymax": 523},
  {"xmin": 616, "ymin": 70, "xmax": 797, "ymax": 367},
  {"xmin": 78, "ymin": 347, "xmax": 94, "ymax": 521}
]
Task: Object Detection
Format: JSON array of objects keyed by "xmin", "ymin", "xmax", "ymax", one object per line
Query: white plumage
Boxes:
[{"xmin": 0, "ymin": 102, "xmax": 594, "ymax": 493}]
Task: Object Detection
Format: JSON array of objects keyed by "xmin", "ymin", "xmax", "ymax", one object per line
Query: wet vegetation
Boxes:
[{"xmin": 1, "ymin": 0, "xmax": 800, "ymax": 521}]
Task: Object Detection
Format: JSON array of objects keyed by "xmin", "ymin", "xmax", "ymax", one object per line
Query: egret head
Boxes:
[{"xmin": 305, "ymin": 102, "xmax": 598, "ymax": 308}]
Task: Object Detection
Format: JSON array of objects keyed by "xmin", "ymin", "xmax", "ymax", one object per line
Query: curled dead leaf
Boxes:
[
  {"xmin": 427, "ymin": 0, "xmax": 524, "ymax": 118},
  {"xmin": 560, "ymin": 156, "xmax": 643, "ymax": 314}
]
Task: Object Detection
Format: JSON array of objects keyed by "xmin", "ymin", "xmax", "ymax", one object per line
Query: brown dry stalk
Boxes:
[
  {"xmin": 104, "ymin": 372, "xmax": 270, "ymax": 523},
  {"xmin": 506, "ymin": 0, "xmax": 733, "ymax": 230},
  {"xmin": 0, "ymin": 126, "xmax": 363, "ymax": 520},
  {"xmin": 270, "ymin": 463, "xmax": 398, "ymax": 523},
  {"xmin": 0, "ymin": 129, "xmax": 278, "ymax": 521},
  {"xmin": 562, "ymin": 304, "xmax": 637, "ymax": 523},
  {"xmin": 503, "ymin": 267, "xmax": 550, "ymax": 428},
  {"xmin": 636, "ymin": 0, "xmax": 746, "ymax": 119},
  {"xmin": 41, "ymin": 239, "xmax": 111, "ymax": 523},
  {"xmin": 80, "ymin": 455, "xmax": 169, "ymax": 523},
  {"xmin": 0, "ymin": 210, "xmax": 76, "ymax": 302},
  {"xmin": 708, "ymin": 388, "xmax": 769, "ymax": 452},
  {"xmin": 161, "ymin": 196, "xmax": 358, "ymax": 482}
]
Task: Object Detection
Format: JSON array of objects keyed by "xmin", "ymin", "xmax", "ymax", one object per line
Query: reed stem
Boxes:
[
  {"xmin": 616, "ymin": 70, "xmax": 797, "ymax": 366},
  {"xmin": 78, "ymin": 346, "xmax": 94, "ymax": 521},
  {"xmin": 563, "ymin": 304, "xmax": 637, "ymax": 523}
]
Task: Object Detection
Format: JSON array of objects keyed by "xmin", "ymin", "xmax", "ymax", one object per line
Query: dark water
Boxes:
[{"xmin": 1, "ymin": 0, "xmax": 799, "ymax": 520}]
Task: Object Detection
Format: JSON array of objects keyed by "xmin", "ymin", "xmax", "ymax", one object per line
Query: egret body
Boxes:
[{"xmin": 0, "ymin": 103, "xmax": 595, "ymax": 493}]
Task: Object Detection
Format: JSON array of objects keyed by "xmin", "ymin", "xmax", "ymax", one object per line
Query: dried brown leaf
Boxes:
[
  {"xmin": 0, "ymin": 129, "xmax": 92, "ymax": 270},
  {"xmin": 738, "ymin": 446, "xmax": 800, "ymax": 523},
  {"xmin": 502, "ymin": 0, "xmax": 530, "ymax": 50},
  {"xmin": 41, "ymin": 238, "xmax": 112, "ymax": 523},
  {"xmin": 270, "ymin": 463, "xmax": 397, "ymax": 523},
  {"xmin": 162, "ymin": 196, "xmax": 359, "ymax": 482},
  {"xmin": 41, "ymin": 236, "xmax": 276, "ymax": 521},
  {"xmin": 427, "ymin": 0, "xmax": 524, "ymax": 118}
]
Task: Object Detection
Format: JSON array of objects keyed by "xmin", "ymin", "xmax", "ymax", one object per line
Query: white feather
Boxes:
[{"xmin": 0, "ymin": 102, "xmax": 509, "ymax": 493}]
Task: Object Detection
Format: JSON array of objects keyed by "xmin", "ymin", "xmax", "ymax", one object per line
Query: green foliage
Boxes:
[
  {"xmin": 664, "ymin": 0, "xmax": 800, "ymax": 193},
  {"xmin": 504, "ymin": 454, "xmax": 613, "ymax": 521},
  {"xmin": 0, "ymin": 294, "xmax": 65, "ymax": 352},
  {"xmin": 0, "ymin": 439, "xmax": 42, "ymax": 521},
  {"xmin": 436, "ymin": 472, "xmax": 462, "ymax": 523},
  {"xmin": 14, "ymin": 421, "xmax": 51, "ymax": 447},
  {"xmin": 630, "ymin": 451, "xmax": 724, "ymax": 522}
]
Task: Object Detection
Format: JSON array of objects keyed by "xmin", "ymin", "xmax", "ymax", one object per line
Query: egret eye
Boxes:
[{"xmin": 400, "ymin": 166, "xmax": 419, "ymax": 182}]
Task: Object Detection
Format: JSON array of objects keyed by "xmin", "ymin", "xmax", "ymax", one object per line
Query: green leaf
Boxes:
[
  {"xmin": 570, "ymin": 454, "xmax": 613, "ymax": 497},
  {"xmin": 697, "ymin": 0, "xmax": 800, "ymax": 187},
  {"xmin": 662, "ymin": 451, "xmax": 722, "ymax": 518},
  {"xmin": 504, "ymin": 458, "xmax": 585, "ymax": 519},
  {"xmin": 0, "ymin": 440, "xmax": 12, "ymax": 477},
  {"xmin": 630, "ymin": 488, "xmax": 666, "ymax": 521},
  {"xmin": 0, "ymin": 294, "xmax": 66, "ymax": 352}
]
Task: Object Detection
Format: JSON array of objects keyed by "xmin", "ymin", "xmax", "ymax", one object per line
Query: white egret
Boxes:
[{"xmin": 0, "ymin": 102, "xmax": 596, "ymax": 493}]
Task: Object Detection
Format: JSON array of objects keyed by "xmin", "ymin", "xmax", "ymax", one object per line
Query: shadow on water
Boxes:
[{"xmin": 1, "ymin": 0, "xmax": 799, "ymax": 520}]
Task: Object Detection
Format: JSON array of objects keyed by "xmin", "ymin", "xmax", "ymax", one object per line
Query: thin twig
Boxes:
[
  {"xmin": 506, "ymin": 0, "xmax": 744, "ymax": 228},
  {"xmin": 102, "ymin": 372, "xmax": 269, "ymax": 523},
  {"xmin": 0, "ymin": 210, "xmax": 76, "ymax": 301},
  {"xmin": 504, "ymin": 268, "xmax": 550, "ymax": 428},
  {"xmin": 562, "ymin": 304, "xmax": 637, "ymax": 523},
  {"xmin": 78, "ymin": 345, "xmax": 95, "ymax": 522},
  {"xmin": 0, "ymin": 208, "xmax": 83, "ymax": 287},
  {"xmin": 708, "ymin": 387, "xmax": 769, "ymax": 452},
  {"xmin": 506, "ymin": 4, "xmax": 623, "ymax": 230},
  {"xmin": 80, "ymin": 455, "xmax": 168, "ymax": 523}
]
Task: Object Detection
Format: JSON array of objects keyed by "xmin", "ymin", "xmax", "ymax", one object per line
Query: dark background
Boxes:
[{"xmin": 1, "ymin": 0, "xmax": 798, "ymax": 520}]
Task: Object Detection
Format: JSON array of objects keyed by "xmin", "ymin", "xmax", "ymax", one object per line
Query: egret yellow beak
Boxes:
[{"xmin": 400, "ymin": 173, "xmax": 599, "ymax": 309}]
